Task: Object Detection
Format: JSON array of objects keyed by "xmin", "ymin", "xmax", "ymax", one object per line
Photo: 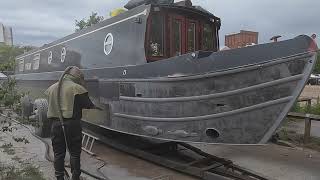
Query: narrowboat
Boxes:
[{"xmin": 14, "ymin": 0, "xmax": 318, "ymax": 144}]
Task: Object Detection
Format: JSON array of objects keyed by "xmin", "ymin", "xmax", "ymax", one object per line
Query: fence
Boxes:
[{"xmin": 287, "ymin": 97, "xmax": 320, "ymax": 143}]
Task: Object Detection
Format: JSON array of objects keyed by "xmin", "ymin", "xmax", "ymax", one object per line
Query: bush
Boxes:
[
  {"xmin": 291, "ymin": 98, "xmax": 320, "ymax": 115},
  {"xmin": 0, "ymin": 78, "xmax": 21, "ymax": 108}
]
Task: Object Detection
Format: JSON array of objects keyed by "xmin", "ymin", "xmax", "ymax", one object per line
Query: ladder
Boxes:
[{"xmin": 82, "ymin": 131, "xmax": 99, "ymax": 155}]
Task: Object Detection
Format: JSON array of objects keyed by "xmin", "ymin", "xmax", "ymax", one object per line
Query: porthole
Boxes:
[
  {"xmin": 61, "ymin": 47, "xmax": 66, "ymax": 63},
  {"xmin": 48, "ymin": 51, "xmax": 53, "ymax": 64},
  {"xmin": 104, "ymin": 33, "xmax": 114, "ymax": 55}
]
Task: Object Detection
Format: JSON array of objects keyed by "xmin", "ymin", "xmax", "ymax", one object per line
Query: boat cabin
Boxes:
[
  {"xmin": 145, "ymin": 2, "xmax": 221, "ymax": 62},
  {"xmin": 14, "ymin": 0, "xmax": 220, "ymax": 74}
]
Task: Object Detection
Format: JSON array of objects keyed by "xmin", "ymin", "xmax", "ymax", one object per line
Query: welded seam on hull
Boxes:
[
  {"xmin": 113, "ymin": 96, "xmax": 292, "ymax": 122},
  {"xmin": 120, "ymin": 74, "xmax": 303, "ymax": 102},
  {"xmin": 100, "ymin": 52, "xmax": 312, "ymax": 82},
  {"xmin": 259, "ymin": 54, "xmax": 318, "ymax": 143},
  {"xmin": 14, "ymin": 50, "xmax": 313, "ymax": 80},
  {"xmin": 81, "ymin": 120, "xmax": 267, "ymax": 145},
  {"xmin": 16, "ymin": 8, "xmax": 149, "ymax": 60}
]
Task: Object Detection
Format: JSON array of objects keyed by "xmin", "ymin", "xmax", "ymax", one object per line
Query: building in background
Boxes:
[
  {"xmin": 0, "ymin": 23, "xmax": 13, "ymax": 46},
  {"xmin": 225, "ymin": 30, "xmax": 258, "ymax": 49}
]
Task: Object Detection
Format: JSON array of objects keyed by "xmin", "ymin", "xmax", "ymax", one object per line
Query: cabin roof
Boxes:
[{"xmin": 156, "ymin": 4, "xmax": 219, "ymax": 21}]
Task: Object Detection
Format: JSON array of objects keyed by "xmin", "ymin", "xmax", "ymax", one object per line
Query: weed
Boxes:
[
  {"xmin": 291, "ymin": 101, "xmax": 320, "ymax": 115},
  {"xmin": 0, "ymin": 163, "xmax": 45, "ymax": 180},
  {"xmin": 11, "ymin": 156, "xmax": 21, "ymax": 162},
  {"xmin": 1, "ymin": 143, "xmax": 15, "ymax": 155},
  {"xmin": 1, "ymin": 143, "xmax": 13, "ymax": 149},
  {"xmin": 3, "ymin": 147, "xmax": 15, "ymax": 155},
  {"xmin": 278, "ymin": 128, "xmax": 320, "ymax": 152}
]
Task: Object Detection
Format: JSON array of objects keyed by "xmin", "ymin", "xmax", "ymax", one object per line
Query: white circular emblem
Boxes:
[
  {"xmin": 61, "ymin": 47, "xmax": 66, "ymax": 63},
  {"xmin": 104, "ymin": 33, "xmax": 114, "ymax": 55},
  {"xmin": 48, "ymin": 51, "xmax": 53, "ymax": 64}
]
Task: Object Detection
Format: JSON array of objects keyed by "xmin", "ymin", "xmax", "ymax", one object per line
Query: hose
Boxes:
[
  {"xmin": 57, "ymin": 67, "xmax": 73, "ymax": 180},
  {"xmin": 0, "ymin": 112, "xmax": 110, "ymax": 180}
]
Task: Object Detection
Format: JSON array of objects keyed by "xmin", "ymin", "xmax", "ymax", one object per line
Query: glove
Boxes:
[{"xmin": 94, "ymin": 105, "xmax": 104, "ymax": 111}]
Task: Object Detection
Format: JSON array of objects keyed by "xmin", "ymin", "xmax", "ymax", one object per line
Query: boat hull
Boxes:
[{"xmin": 14, "ymin": 35, "xmax": 318, "ymax": 144}]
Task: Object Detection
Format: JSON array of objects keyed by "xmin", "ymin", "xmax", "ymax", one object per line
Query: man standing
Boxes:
[{"xmin": 45, "ymin": 66, "xmax": 100, "ymax": 180}]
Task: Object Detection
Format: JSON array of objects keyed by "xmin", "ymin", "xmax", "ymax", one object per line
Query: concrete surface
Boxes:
[{"xmin": 195, "ymin": 144, "xmax": 320, "ymax": 180}]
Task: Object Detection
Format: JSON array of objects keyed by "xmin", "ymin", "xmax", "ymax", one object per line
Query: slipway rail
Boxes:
[{"xmin": 82, "ymin": 121, "xmax": 271, "ymax": 180}]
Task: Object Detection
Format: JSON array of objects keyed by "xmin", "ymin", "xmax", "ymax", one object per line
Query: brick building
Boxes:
[
  {"xmin": 225, "ymin": 30, "xmax": 258, "ymax": 49},
  {"xmin": 0, "ymin": 23, "xmax": 13, "ymax": 46}
]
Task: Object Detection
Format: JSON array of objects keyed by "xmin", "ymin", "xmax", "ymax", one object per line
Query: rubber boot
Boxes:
[{"xmin": 56, "ymin": 176, "xmax": 64, "ymax": 180}]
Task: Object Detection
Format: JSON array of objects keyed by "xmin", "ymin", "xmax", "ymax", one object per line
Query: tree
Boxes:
[
  {"xmin": 313, "ymin": 53, "xmax": 320, "ymax": 74},
  {"xmin": 0, "ymin": 45, "xmax": 33, "ymax": 72},
  {"xmin": 75, "ymin": 12, "xmax": 104, "ymax": 31}
]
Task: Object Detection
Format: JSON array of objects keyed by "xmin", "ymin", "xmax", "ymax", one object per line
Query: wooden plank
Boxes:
[
  {"xmin": 298, "ymin": 97, "xmax": 313, "ymax": 102},
  {"xmin": 304, "ymin": 116, "xmax": 311, "ymax": 144},
  {"xmin": 288, "ymin": 112, "xmax": 320, "ymax": 121}
]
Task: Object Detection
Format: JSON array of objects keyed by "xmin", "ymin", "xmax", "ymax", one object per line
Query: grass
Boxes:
[
  {"xmin": 291, "ymin": 99, "xmax": 320, "ymax": 115},
  {"xmin": 1, "ymin": 143, "xmax": 15, "ymax": 155},
  {"xmin": 11, "ymin": 156, "xmax": 21, "ymax": 162},
  {"xmin": 0, "ymin": 164, "xmax": 45, "ymax": 180},
  {"xmin": 278, "ymin": 128, "xmax": 320, "ymax": 152}
]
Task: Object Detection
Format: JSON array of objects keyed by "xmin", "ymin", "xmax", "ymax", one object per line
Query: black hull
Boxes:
[{"xmin": 14, "ymin": 35, "xmax": 318, "ymax": 144}]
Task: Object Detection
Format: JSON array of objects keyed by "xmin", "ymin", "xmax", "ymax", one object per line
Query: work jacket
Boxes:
[{"xmin": 45, "ymin": 75, "xmax": 94, "ymax": 120}]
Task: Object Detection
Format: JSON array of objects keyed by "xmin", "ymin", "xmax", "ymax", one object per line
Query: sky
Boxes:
[{"xmin": 0, "ymin": 0, "xmax": 319, "ymax": 47}]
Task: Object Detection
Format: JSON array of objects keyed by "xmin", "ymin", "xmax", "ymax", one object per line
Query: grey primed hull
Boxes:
[
  {"xmin": 107, "ymin": 53, "xmax": 315, "ymax": 144},
  {"xmin": 14, "ymin": 35, "xmax": 318, "ymax": 144}
]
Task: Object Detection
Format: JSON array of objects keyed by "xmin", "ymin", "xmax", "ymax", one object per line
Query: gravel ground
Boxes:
[{"xmin": 0, "ymin": 115, "xmax": 55, "ymax": 180}]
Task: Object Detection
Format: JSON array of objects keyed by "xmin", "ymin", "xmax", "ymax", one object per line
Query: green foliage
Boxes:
[
  {"xmin": 0, "ymin": 78, "xmax": 21, "ymax": 107},
  {"xmin": 0, "ymin": 44, "xmax": 33, "ymax": 72},
  {"xmin": 278, "ymin": 128, "xmax": 320, "ymax": 151},
  {"xmin": 75, "ymin": 12, "xmax": 104, "ymax": 31},
  {"xmin": 291, "ymin": 98, "xmax": 320, "ymax": 115},
  {"xmin": 0, "ymin": 164, "xmax": 45, "ymax": 180},
  {"xmin": 313, "ymin": 53, "xmax": 320, "ymax": 74}
]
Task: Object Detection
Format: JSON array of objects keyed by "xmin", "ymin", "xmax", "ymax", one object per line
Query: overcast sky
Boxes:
[{"xmin": 0, "ymin": 0, "xmax": 319, "ymax": 47}]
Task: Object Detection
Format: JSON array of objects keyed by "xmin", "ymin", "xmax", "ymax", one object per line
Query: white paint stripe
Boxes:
[{"xmin": 16, "ymin": 9, "xmax": 148, "ymax": 60}]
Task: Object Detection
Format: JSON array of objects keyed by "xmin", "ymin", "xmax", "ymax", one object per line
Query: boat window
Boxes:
[
  {"xmin": 25, "ymin": 63, "xmax": 32, "ymax": 70},
  {"xmin": 148, "ymin": 14, "xmax": 164, "ymax": 57},
  {"xmin": 173, "ymin": 19, "xmax": 182, "ymax": 56},
  {"xmin": 33, "ymin": 54, "xmax": 40, "ymax": 70},
  {"xmin": 18, "ymin": 59, "xmax": 24, "ymax": 72},
  {"xmin": 187, "ymin": 22, "xmax": 196, "ymax": 52},
  {"xmin": 48, "ymin": 51, "xmax": 53, "ymax": 64},
  {"xmin": 203, "ymin": 23, "xmax": 214, "ymax": 50}
]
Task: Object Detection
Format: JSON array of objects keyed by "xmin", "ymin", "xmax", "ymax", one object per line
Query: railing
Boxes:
[{"xmin": 287, "ymin": 97, "xmax": 320, "ymax": 143}]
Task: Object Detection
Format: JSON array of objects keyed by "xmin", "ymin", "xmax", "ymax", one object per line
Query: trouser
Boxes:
[{"xmin": 51, "ymin": 119, "xmax": 82, "ymax": 180}]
